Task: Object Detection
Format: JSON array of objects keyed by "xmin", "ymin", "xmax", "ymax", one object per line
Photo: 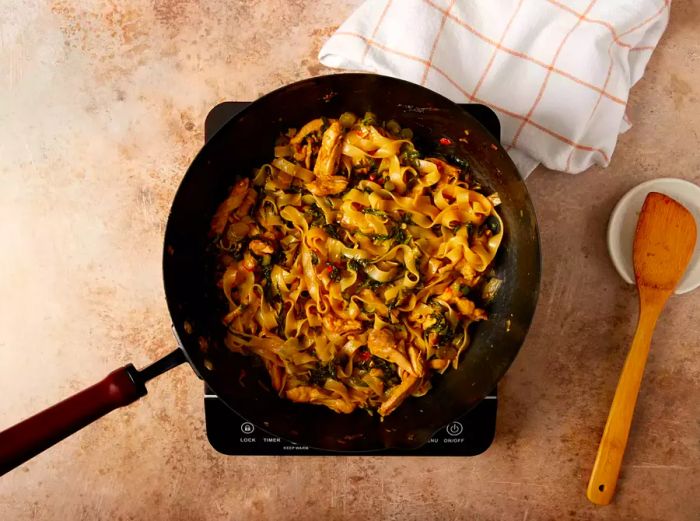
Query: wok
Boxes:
[{"xmin": 0, "ymin": 73, "xmax": 540, "ymax": 474}]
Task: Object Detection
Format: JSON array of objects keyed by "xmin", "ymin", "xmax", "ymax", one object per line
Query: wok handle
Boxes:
[{"xmin": 0, "ymin": 364, "xmax": 146, "ymax": 476}]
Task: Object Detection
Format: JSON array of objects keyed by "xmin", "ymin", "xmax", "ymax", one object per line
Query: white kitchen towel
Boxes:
[{"xmin": 319, "ymin": 0, "xmax": 670, "ymax": 176}]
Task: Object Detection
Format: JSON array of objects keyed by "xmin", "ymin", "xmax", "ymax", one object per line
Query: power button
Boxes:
[{"xmin": 446, "ymin": 422, "xmax": 463, "ymax": 436}]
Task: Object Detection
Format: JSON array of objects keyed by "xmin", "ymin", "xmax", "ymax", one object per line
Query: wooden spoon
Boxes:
[{"xmin": 586, "ymin": 192, "xmax": 697, "ymax": 505}]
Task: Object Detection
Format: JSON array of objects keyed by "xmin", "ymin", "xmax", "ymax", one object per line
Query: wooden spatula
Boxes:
[{"xmin": 587, "ymin": 192, "xmax": 697, "ymax": 505}]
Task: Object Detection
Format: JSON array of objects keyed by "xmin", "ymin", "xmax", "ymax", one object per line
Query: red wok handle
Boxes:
[
  {"xmin": 0, "ymin": 365, "xmax": 146, "ymax": 476},
  {"xmin": 0, "ymin": 348, "xmax": 187, "ymax": 476}
]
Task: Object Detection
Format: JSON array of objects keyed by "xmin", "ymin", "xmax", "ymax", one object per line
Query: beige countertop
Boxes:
[{"xmin": 1, "ymin": 1, "xmax": 698, "ymax": 520}]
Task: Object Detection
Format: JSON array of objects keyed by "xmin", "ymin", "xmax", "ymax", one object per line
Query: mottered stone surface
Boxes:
[{"xmin": 0, "ymin": 1, "xmax": 698, "ymax": 520}]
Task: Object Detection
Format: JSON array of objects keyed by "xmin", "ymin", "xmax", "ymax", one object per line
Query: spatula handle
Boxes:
[{"xmin": 586, "ymin": 299, "xmax": 662, "ymax": 505}]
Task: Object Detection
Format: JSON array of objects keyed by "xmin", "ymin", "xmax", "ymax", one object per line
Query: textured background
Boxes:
[{"xmin": 0, "ymin": 1, "xmax": 698, "ymax": 520}]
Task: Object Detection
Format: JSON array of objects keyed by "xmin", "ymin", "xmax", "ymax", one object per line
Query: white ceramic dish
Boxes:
[{"xmin": 607, "ymin": 177, "xmax": 700, "ymax": 294}]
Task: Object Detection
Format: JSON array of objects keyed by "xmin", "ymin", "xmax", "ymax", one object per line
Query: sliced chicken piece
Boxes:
[
  {"xmin": 286, "ymin": 385, "xmax": 356, "ymax": 414},
  {"xmin": 249, "ymin": 239, "xmax": 275, "ymax": 256},
  {"xmin": 266, "ymin": 362, "xmax": 285, "ymax": 393},
  {"xmin": 262, "ymin": 230, "xmax": 281, "ymax": 241},
  {"xmin": 304, "ymin": 141, "xmax": 313, "ymax": 170},
  {"xmin": 454, "ymin": 297, "xmax": 476, "ymax": 316},
  {"xmin": 307, "ymin": 176, "xmax": 348, "ymax": 196},
  {"xmin": 242, "ymin": 251, "xmax": 257, "ymax": 271},
  {"xmin": 378, "ymin": 375, "xmax": 419, "ymax": 416},
  {"xmin": 367, "ymin": 328, "xmax": 414, "ymax": 375},
  {"xmin": 307, "ymin": 121, "xmax": 348, "ymax": 196},
  {"xmin": 455, "ymin": 260, "xmax": 478, "ymax": 286},
  {"xmin": 437, "ymin": 285, "xmax": 487, "ymax": 321},
  {"xmin": 233, "ymin": 186, "xmax": 257, "ymax": 219},
  {"xmin": 407, "ymin": 346, "xmax": 425, "ymax": 377},
  {"xmin": 322, "ymin": 314, "xmax": 363, "ymax": 335},
  {"xmin": 227, "ymin": 220, "xmax": 252, "ymax": 241},
  {"xmin": 210, "ymin": 178, "xmax": 250, "ymax": 236},
  {"xmin": 313, "ymin": 121, "xmax": 343, "ymax": 177},
  {"xmin": 222, "ymin": 263, "xmax": 246, "ymax": 289}
]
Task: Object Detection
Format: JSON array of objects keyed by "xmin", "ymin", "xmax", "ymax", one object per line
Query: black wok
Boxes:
[{"xmin": 0, "ymin": 73, "xmax": 540, "ymax": 474}]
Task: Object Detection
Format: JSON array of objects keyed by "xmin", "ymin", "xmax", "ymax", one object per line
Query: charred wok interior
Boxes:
[{"xmin": 163, "ymin": 74, "xmax": 540, "ymax": 450}]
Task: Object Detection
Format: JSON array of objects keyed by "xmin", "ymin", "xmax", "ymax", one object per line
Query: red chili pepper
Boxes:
[
  {"xmin": 439, "ymin": 137, "xmax": 453, "ymax": 146},
  {"xmin": 326, "ymin": 264, "xmax": 334, "ymax": 273},
  {"xmin": 357, "ymin": 350, "xmax": 371, "ymax": 362},
  {"xmin": 369, "ymin": 174, "xmax": 376, "ymax": 182}
]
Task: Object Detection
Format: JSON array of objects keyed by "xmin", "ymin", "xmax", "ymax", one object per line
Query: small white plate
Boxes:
[{"xmin": 607, "ymin": 177, "xmax": 700, "ymax": 294}]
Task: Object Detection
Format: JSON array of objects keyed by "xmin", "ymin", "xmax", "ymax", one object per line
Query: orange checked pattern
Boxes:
[{"xmin": 319, "ymin": 0, "xmax": 671, "ymax": 175}]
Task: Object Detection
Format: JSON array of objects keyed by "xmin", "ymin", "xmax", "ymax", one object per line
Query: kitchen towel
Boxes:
[{"xmin": 319, "ymin": 0, "xmax": 671, "ymax": 176}]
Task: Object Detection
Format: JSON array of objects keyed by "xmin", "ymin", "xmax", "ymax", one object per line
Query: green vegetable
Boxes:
[
  {"xmin": 399, "ymin": 212, "xmax": 414, "ymax": 225},
  {"xmin": 384, "ymin": 181, "xmax": 395, "ymax": 192},
  {"xmin": 428, "ymin": 312, "xmax": 450, "ymax": 335},
  {"xmin": 359, "ymin": 277, "xmax": 384, "ymax": 290},
  {"xmin": 367, "ymin": 279, "xmax": 383, "ymax": 289},
  {"xmin": 327, "ymin": 262, "xmax": 341, "ymax": 282},
  {"xmin": 370, "ymin": 224, "xmax": 410, "ymax": 244},
  {"xmin": 371, "ymin": 357, "xmax": 401, "ymax": 387},
  {"xmin": 396, "ymin": 227, "xmax": 410, "ymax": 244},
  {"xmin": 308, "ymin": 203, "xmax": 325, "ymax": 226},
  {"xmin": 311, "ymin": 252, "xmax": 319, "ymax": 265},
  {"xmin": 362, "ymin": 111, "xmax": 378, "ymax": 126},
  {"xmin": 385, "ymin": 119, "xmax": 401, "ymax": 135},
  {"xmin": 323, "ymin": 223, "xmax": 341, "ymax": 240},
  {"xmin": 447, "ymin": 154, "xmax": 469, "ymax": 170},
  {"xmin": 339, "ymin": 112, "xmax": 357, "ymax": 128},
  {"xmin": 347, "ymin": 258, "xmax": 365, "ymax": 271},
  {"xmin": 400, "ymin": 146, "xmax": 421, "ymax": 168},
  {"xmin": 426, "ymin": 309, "xmax": 458, "ymax": 346},
  {"xmin": 400, "ymin": 127, "xmax": 413, "ymax": 140},
  {"xmin": 362, "ymin": 207, "xmax": 388, "ymax": 218},
  {"xmin": 485, "ymin": 215, "xmax": 501, "ymax": 234},
  {"xmin": 308, "ymin": 363, "xmax": 336, "ymax": 386},
  {"xmin": 349, "ymin": 376, "xmax": 369, "ymax": 387},
  {"xmin": 371, "ymin": 231, "xmax": 393, "ymax": 242},
  {"xmin": 261, "ymin": 263, "xmax": 278, "ymax": 302}
]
